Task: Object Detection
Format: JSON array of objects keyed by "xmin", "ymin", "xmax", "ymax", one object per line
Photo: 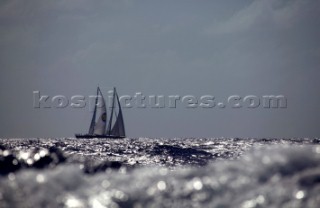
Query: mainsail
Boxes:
[
  {"xmin": 89, "ymin": 87, "xmax": 107, "ymax": 135},
  {"xmin": 88, "ymin": 87, "xmax": 99, "ymax": 135},
  {"xmin": 106, "ymin": 88, "xmax": 125, "ymax": 137},
  {"xmin": 108, "ymin": 88, "xmax": 126, "ymax": 137}
]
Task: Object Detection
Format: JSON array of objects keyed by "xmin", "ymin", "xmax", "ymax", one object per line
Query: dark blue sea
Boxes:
[{"xmin": 1, "ymin": 138, "xmax": 320, "ymax": 208}]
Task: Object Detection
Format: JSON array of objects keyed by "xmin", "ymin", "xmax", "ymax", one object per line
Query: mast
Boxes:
[{"xmin": 88, "ymin": 87, "xmax": 99, "ymax": 134}]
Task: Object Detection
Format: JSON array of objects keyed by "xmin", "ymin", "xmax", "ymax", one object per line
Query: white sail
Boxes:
[
  {"xmin": 110, "ymin": 91, "xmax": 125, "ymax": 137},
  {"xmin": 106, "ymin": 88, "xmax": 126, "ymax": 137},
  {"xmin": 88, "ymin": 88, "xmax": 99, "ymax": 135},
  {"xmin": 93, "ymin": 89, "xmax": 107, "ymax": 135}
]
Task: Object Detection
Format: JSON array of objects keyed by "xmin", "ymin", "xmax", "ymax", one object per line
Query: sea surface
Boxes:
[{"xmin": 1, "ymin": 137, "xmax": 320, "ymax": 208}]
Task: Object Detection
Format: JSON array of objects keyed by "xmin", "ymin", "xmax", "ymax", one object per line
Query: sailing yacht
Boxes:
[{"xmin": 75, "ymin": 87, "xmax": 126, "ymax": 138}]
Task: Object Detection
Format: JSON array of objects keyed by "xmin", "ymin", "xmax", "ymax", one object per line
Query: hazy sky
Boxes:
[{"xmin": 1, "ymin": 0, "xmax": 320, "ymax": 138}]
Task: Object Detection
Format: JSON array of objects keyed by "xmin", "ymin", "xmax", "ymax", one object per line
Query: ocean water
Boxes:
[{"xmin": 0, "ymin": 138, "xmax": 320, "ymax": 208}]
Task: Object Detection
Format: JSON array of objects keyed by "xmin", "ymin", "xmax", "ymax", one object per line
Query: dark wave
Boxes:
[{"xmin": 1, "ymin": 138, "xmax": 320, "ymax": 207}]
